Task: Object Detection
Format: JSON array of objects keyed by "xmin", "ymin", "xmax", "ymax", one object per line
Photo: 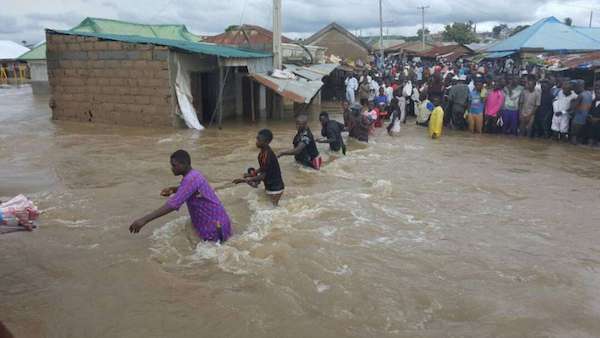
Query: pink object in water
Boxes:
[{"xmin": 0, "ymin": 195, "xmax": 39, "ymax": 230}]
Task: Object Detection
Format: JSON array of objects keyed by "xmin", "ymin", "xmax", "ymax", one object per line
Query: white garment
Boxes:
[
  {"xmin": 345, "ymin": 77, "xmax": 358, "ymax": 92},
  {"xmin": 369, "ymin": 80, "xmax": 379, "ymax": 101},
  {"xmin": 551, "ymin": 90, "xmax": 578, "ymax": 133},
  {"xmin": 345, "ymin": 77, "xmax": 358, "ymax": 104},
  {"xmin": 402, "ymin": 81, "xmax": 413, "ymax": 98},
  {"xmin": 385, "ymin": 86, "xmax": 394, "ymax": 103},
  {"xmin": 390, "ymin": 117, "xmax": 401, "ymax": 135},
  {"xmin": 397, "ymin": 96, "xmax": 406, "ymax": 123},
  {"xmin": 416, "ymin": 100, "xmax": 433, "ymax": 124}
]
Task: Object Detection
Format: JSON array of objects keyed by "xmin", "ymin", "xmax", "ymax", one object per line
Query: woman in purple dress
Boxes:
[{"xmin": 129, "ymin": 150, "xmax": 232, "ymax": 242}]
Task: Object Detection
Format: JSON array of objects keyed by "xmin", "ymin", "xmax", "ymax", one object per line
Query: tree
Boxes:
[
  {"xmin": 509, "ymin": 25, "xmax": 530, "ymax": 37},
  {"xmin": 442, "ymin": 21, "xmax": 479, "ymax": 44},
  {"xmin": 417, "ymin": 28, "xmax": 430, "ymax": 39},
  {"xmin": 225, "ymin": 25, "xmax": 240, "ymax": 32},
  {"xmin": 492, "ymin": 24, "xmax": 508, "ymax": 38},
  {"xmin": 564, "ymin": 17, "xmax": 573, "ymax": 26}
]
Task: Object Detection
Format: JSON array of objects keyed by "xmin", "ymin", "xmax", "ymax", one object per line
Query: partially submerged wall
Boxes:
[
  {"xmin": 29, "ymin": 60, "xmax": 49, "ymax": 95},
  {"xmin": 46, "ymin": 32, "xmax": 173, "ymax": 127}
]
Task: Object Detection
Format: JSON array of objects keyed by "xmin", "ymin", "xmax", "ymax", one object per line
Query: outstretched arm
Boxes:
[
  {"xmin": 129, "ymin": 203, "xmax": 176, "ymax": 233},
  {"xmin": 278, "ymin": 142, "xmax": 306, "ymax": 157},
  {"xmin": 233, "ymin": 172, "xmax": 266, "ymax": 185}
]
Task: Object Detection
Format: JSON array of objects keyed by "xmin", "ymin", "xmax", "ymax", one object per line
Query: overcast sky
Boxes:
[{"xmin": 2, "ymin": 0, "xmax": 600, "ymax": 44}]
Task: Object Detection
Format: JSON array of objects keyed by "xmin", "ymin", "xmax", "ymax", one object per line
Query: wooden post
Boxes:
[
  {"xmin": 218, "ymin": 65, "xmax": 224, "ymax": 128},
  {"xmin": 250, "ymin": 81, "xmax": 256, "ymax": 122},
  {"xmin": 273, "ymin": 0, "xmax": 282, "ymax": 70}
]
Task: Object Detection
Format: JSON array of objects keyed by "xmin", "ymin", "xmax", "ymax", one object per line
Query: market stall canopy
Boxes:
[
  {"xmin": 0, "ymin": 41, "xmax": 29, "ymax": 61},
  {"xmin": 251, "ymin": 63, "xmax": 338, "ymax": 104},
  {"xmin": 486, "ymin": 17, "xmax": 600, "ymax": 53},
  {"xmin": 415, "ymin": 44, "xmax": 474, "ymax": 62},
  {"xmin": 545, "ymin": 52, "xmax": 600, "ymax": 71}
]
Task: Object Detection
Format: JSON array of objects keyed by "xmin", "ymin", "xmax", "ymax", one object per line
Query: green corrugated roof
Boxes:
[
  {"xmin": 19, "ymin": 17, "xmax": 205, "ymax": 60},
  {"xmin": 49, "ymin": 29, "xmax": 271, "ymax": 59},
  {"xmin": 18, "ymin": 42, "xmax": 46, "ymax": 60},
  {"xmin": 71, "ymin": 17, "xmax": 202, "ymax": 42}
]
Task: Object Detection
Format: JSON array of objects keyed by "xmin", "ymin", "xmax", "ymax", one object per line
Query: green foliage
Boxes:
[
  {"xmin": 417, "ymin": 28, "xmax": 430, "ymax": 39},
  {"xmin": 442, "ymin": 21, "xmax": 479, "ymax": 44},
  {"xmin": 492, "ymin": 24, "xmax": 508, "ymax": 38}
]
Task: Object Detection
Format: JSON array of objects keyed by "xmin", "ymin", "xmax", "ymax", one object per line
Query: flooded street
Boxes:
[{"xmin": 2, "ymin": 85, "xmax": 600, "ymax": 337}]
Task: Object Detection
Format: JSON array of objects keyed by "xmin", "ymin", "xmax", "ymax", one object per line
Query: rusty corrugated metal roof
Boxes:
[{"xmin": 203, "ymin": 25, "xmax": 291, "ymax": 49}]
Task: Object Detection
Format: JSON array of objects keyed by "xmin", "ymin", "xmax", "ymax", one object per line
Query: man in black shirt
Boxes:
[
  {"xmin": 317, "ymin": 112, "xmax": 346, "ymax": 155},
  {"xmin": 348, "ymin": 104, "xmax": 370, "ymax": 142},
  {"xmin": 278, "ymin": 114, "xmax": 322, "ymax": 170},
  {"xmin": 532, "ymin": 80, "xmax": 554, "ymax": 138},
  {"xmin": 233, "ymin": 129, "xmax": 284, "ymax": 206}
]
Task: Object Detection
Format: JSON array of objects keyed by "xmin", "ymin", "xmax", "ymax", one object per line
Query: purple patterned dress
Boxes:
[{"xmin": 167, "ymin": 169, "xmax": 232, "ymax": 241}]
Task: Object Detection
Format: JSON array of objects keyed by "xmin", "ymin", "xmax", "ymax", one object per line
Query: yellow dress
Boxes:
[{"xmin": 428, "ymin": 106, "xmax": 445, "ymax": 139}]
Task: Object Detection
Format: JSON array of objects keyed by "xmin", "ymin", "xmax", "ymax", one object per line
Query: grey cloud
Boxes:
[
  {"xmin": 0, "ymin": 16, "xmax": 23, "ymax": 34},
  {"xmin": 1, "ymin": 0, "xmax": 598, "ymax": 43}
]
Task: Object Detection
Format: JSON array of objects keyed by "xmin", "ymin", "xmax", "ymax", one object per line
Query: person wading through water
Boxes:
[
  {"xmin": 278, "ymin": 115, "xmax": 322, "ymax": 170},
  {"xmin": 317, "ymin": 111, "xmax": 346, "ymax": 155},
  {"xmin": 129, "ymin": 150, "xmax": 232, "ymax": 242}
]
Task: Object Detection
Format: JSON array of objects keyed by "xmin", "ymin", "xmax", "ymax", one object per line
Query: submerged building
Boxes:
[
  {"xmin": 45, "ymin": 29, "xmax": 272, "ymax": 128},
  {"xmin": 19, "ymin": 17, "xmax": 204, "ymax": 95}
]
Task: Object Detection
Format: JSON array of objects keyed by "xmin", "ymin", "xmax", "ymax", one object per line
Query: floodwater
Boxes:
[{"xmin": 2, "ymin": 85, "xmax": 600, "ymax": 338}]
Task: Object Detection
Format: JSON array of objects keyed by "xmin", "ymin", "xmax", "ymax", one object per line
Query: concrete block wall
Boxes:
[
  {"xmin": 312, "ymin": 30, "xmax": 369, "ymax": 62},
  {"xmin": 46, "ymin": 33, "xmax": 173, "ymax": 127}
]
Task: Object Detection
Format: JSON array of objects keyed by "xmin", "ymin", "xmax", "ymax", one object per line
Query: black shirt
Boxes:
[
  {"xmin": 321, "ymin": 120, "xmax": 345, "ymax": 152},
  {"xmin": 589, "ymin": 99, "xmax": 600, "ymax": 118},
  {"xmin": 539, "ymin": 89, "xmax": 554, "ymax": 114},
  {"xmin": 292, "ymin": 128, "xmax": 320, "ymax": 167},
  {"xmin": 349, "ymin": 113, "xmax": 369, "ymax": 142},
  {"xmin": 258, "ymin": 147, "xmax": 284, "ymax": 191}
]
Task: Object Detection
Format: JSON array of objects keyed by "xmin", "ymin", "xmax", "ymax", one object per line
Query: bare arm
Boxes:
[
  {"xmin": 129, "ymin": 203, "xmax": 176, "ymax": 233},
  {"xmin": 233, "ymin": 172, "xmax": 266, "ymax": 185},
  {"xmin": 160, "ymin": 186, "xmax": 179, "ymax": 197},
  {"xmin": 278, "ymin": 142, "xmax": 306, "ymax": 157}
]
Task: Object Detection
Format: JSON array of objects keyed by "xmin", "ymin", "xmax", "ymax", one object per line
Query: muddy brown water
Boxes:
[{"xmin": 2, "ymin": 85, "xmax": 600, "ymax": 338}]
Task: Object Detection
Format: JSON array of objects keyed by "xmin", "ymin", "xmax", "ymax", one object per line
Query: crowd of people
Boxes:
[
  {"xmin": 127, "ymin": 56, "xmax": 600, "ymax": 244},
  {"xmin": 342, "ymin": 56, "xmax": 600, "ymax": 145}
]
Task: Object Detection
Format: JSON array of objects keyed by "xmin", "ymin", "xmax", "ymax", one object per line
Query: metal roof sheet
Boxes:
[
  {"xmin": 283, "ymin": 63, "xmax": 338, "ymax": 81},
  {"xmin": 487, "ymin": 17, "xmax": 600, "ymax": 53},
  {"xmin": 0, "ymin": 40, "xmax": 29, "ymax": 60},
  {"xmin": 252, "ymin": 63, "xmax": 337, "ymax": 104},
  {"xmin": 47, "ymin": 29, "xmax": 272, "ymax": 59}
]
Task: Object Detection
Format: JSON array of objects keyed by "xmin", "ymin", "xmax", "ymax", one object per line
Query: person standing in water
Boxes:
[
  {"xmin": 278, "ymin": 115, "xmax": 322, "ymax": 170},
  {"xmin": 317, "ymin": 112, "xmax": 346, "ymax": 155},
  {"xmin": 233, "ymin": 129, "xmax": 284, "ymax": 206},
  {"xmin": 129, "ymin": 150, "xmax": 232, "ymax": 242}
]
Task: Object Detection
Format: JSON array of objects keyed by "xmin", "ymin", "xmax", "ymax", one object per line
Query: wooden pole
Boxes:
[
  {"xmin": 273, "ymin": 0, "xmax": 282, "ymax": 70},
  {"xmin": 218, "ymin": 64, "xmax": 224, "ymax": 128}
]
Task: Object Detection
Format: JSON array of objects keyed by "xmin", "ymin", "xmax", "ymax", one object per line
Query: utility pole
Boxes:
[
  {"xmin": 418, "ymin": 5, "xmax": 430, "ymax": 51},
  {"xmin": 378, "ymin": 0, "xmax": 384, "ymax": 66},
  {"xmin": 590, "ymin": 10, "xmax": 594, "ymax": 28},
  {"xmin": 273, "ymin": 0, "xmax": 282, "ymax": 70}
]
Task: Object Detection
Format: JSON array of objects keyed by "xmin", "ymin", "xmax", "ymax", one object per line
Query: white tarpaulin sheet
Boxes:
[{"xmin": 174, "ymin": 54, "xmax": 204, "ymax": 130}]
